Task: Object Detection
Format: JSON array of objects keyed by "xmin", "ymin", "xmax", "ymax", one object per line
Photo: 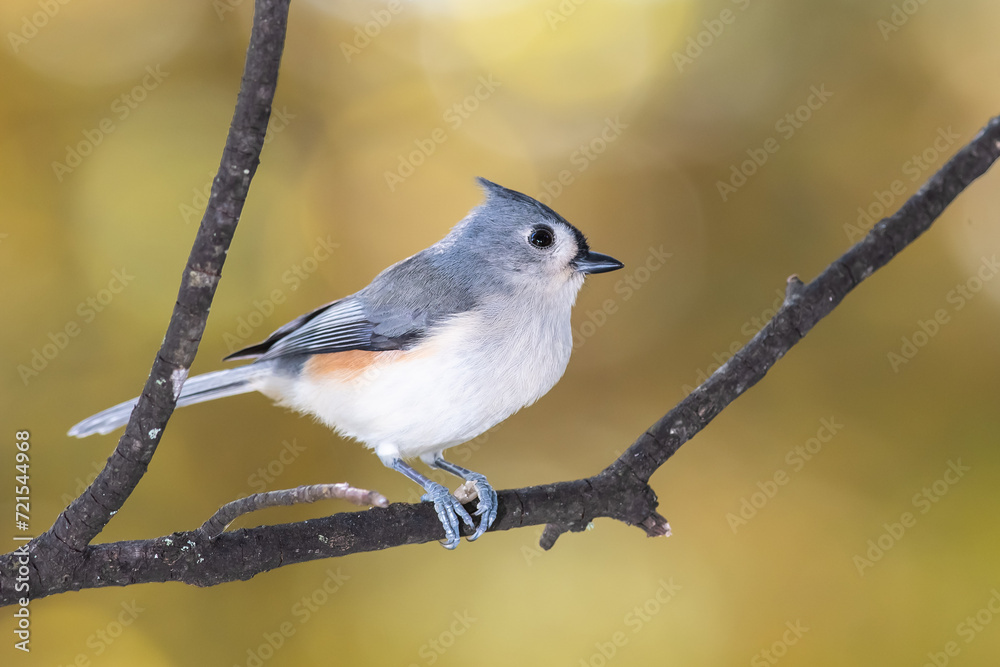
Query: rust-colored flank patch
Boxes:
[{"xmin": 304, "ymin": 349, "xmax": 401, "ymax": 381}]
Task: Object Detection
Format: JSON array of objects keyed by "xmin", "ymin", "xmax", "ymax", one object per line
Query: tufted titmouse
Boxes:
[{"xmin": 69, "ymin": 178, "xmax": 623, "ymax": 548}]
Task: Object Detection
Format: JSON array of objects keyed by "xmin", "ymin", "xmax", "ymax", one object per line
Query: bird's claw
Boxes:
[
  {"xmin": 422, "ymin": 482, "xmax": 475, "ymax": 549},
  {"xmin": 464, "ymin": 473, "xmax": 497, "ymax": 541}
]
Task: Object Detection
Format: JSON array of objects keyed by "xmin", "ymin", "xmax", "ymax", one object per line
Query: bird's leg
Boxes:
[
  {"xmin": 423, "ymin": 453, "xmax": 498, "ymax": 541},
  {"xmin": 386, "ymin": 457, "xmax": 474, "ymax": 550}
]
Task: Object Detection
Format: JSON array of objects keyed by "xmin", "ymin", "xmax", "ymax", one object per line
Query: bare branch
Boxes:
[{"xmin": 199, "ymin": 484, "xmax": 389, "ymax": 538}]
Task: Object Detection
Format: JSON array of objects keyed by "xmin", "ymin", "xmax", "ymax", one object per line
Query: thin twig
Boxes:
[{"xmin": 200, "ymin": 484, "xmax": 389, "ymax": 538}]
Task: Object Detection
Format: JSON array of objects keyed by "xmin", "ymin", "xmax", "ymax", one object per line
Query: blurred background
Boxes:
[{"xmin": 3, "ymin": 0, "xmax": 1000, "ymax": 664}]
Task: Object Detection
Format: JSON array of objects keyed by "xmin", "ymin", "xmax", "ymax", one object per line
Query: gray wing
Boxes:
[
  {"xmin": 224, "ymin": 250, "xmax": 477, "ymax": 362},
  {"xmin": 223, "ymin": 297, "xmax": 376, "ymax": 361}
]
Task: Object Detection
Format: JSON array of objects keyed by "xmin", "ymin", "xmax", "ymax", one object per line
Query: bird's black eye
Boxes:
[{"xmin": 529, "ymin": 226, "xmax": 554, "ymax": 249}]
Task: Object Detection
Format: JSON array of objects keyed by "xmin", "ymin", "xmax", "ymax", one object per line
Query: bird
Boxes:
[{"xmin": 69, "ymin": 177, "xmax": 624, "ymax": 548}]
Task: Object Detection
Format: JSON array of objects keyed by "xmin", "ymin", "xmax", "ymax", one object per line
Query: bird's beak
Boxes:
[{"xmin": 574, "ymin": 250, "xmax": 624, "ymax": 274}]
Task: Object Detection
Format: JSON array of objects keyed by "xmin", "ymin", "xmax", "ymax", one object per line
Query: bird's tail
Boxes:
[{"xmin": 68, "ymin": 365, "xmax": 263, "ymax": 438}]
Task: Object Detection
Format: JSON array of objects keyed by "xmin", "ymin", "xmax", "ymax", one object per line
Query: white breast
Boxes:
[{"xmin": 265, "ymin": 279, "xmax": 581, "ymax": 462}]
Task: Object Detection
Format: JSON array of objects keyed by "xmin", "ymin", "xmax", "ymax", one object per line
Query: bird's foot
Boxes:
[
  {"xmin": 422, "ymin": 481, "xmax": 476, "ymax": 550},
  {"xmin": 462, "ymin": 472, "xmax": 497, "ymax": 541}
]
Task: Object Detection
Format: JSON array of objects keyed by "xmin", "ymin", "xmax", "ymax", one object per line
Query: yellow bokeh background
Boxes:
[{"xmin": 3, "ymin": 0, "xmax": 1000, "ymax": 665}]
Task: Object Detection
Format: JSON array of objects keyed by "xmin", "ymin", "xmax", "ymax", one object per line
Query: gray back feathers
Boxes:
[{"xmin": 226, "ymin": 178, "xmax": 590, "ymax": 361}]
